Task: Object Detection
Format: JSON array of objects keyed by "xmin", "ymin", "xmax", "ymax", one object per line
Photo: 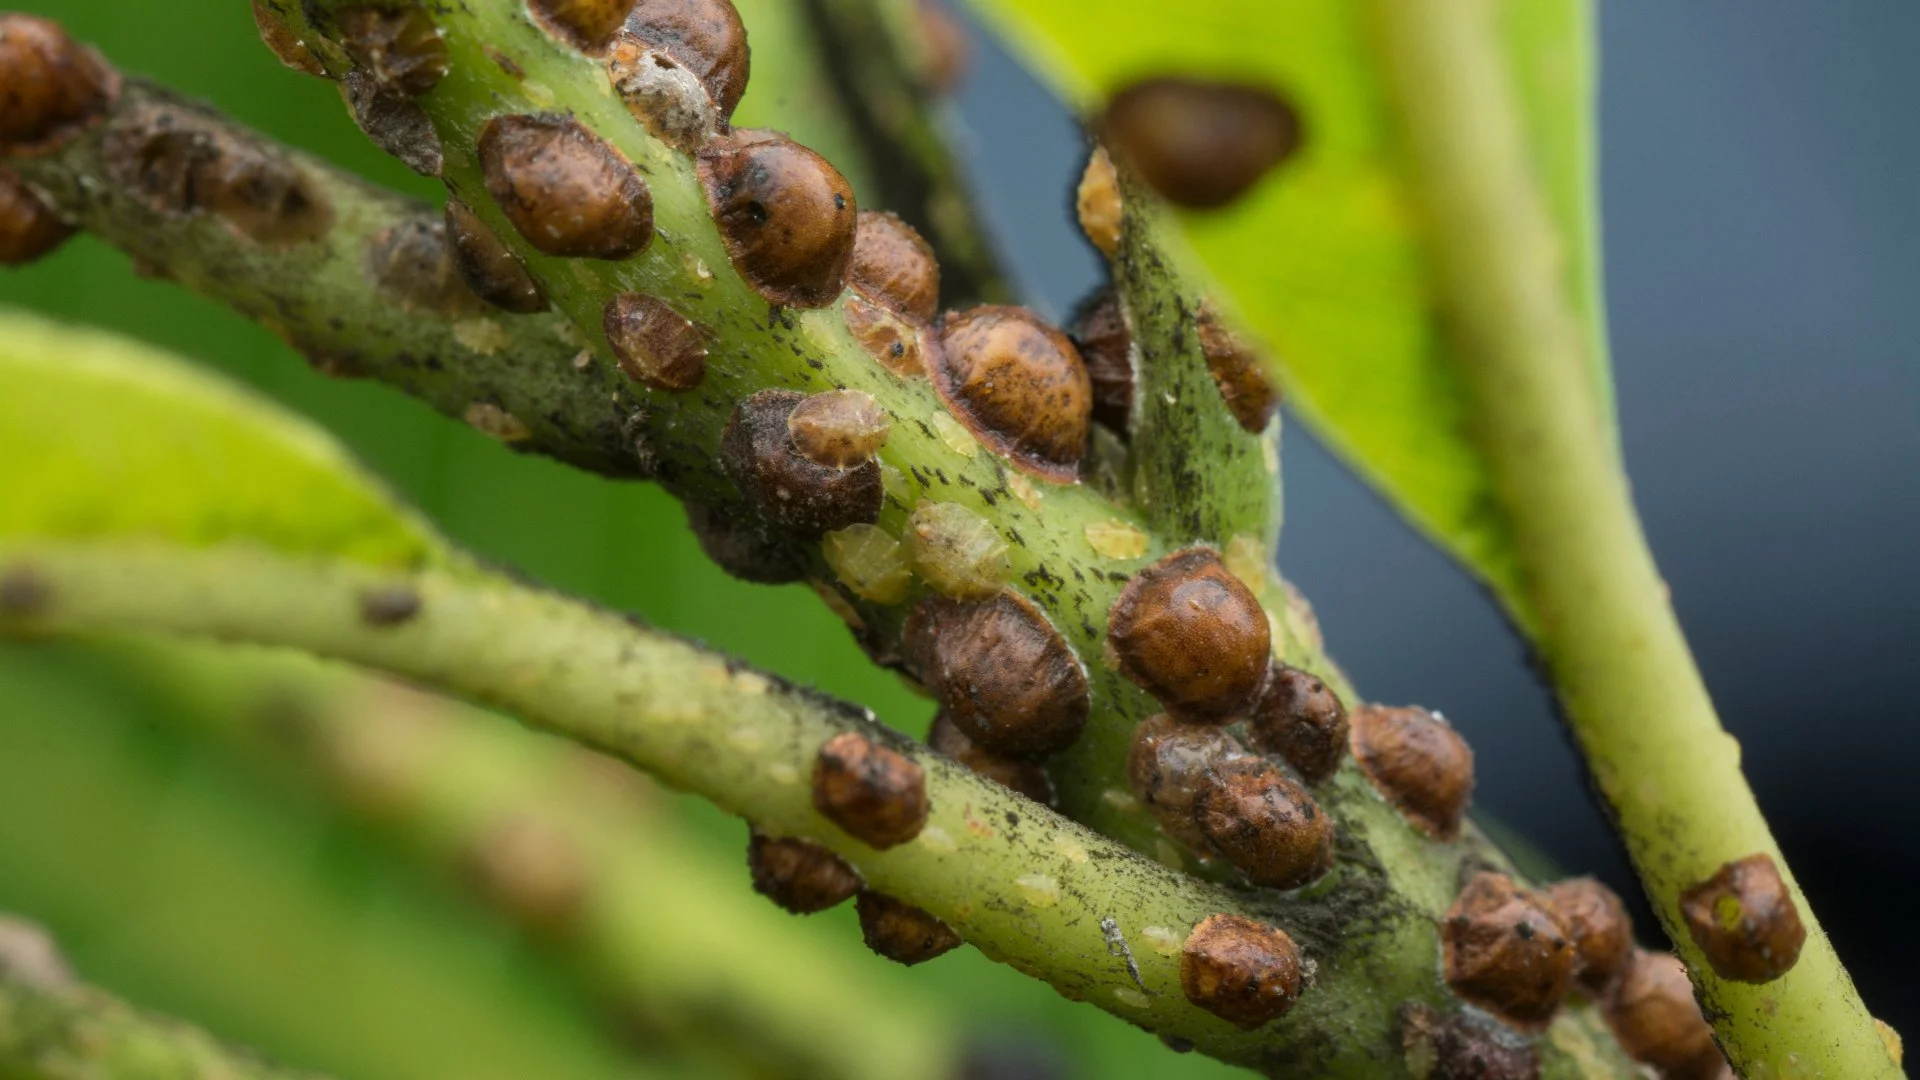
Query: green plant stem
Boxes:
[{"xmin": 1373, "ymin": 4, "xmax": 1897, "ymax": 1076}]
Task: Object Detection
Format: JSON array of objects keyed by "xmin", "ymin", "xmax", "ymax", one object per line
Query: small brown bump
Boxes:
[
  {"xmin": 359, "ymin": 584, "xmax": 422, "ymax": 626},
  {"xmin": 480, "ymin": 113, "xmax": 653, "ymax": 260},
  {"xmin": 606, "ymin": 37, "xmax": 718, "ymax": 151},
  {"xmin": 850, "ymin": 210, "xmax": 939, "ymax": 322},
  {"xmin": 0, "ymin": 566, "xmax": 52, "ymax": 617},
  {"xmin": 721, "ymin": 389, "xmax": 883, "ymax": 537},
  {"xmin": 366, "ymin": 217, "xmax": 484, "ymax": 317},
  {"xmin": 927, "ymin": 714, "xmax": 1053, "ymax": 805},
  {"xmin": 1127, "ymin": 713, "xmax": 1244, "ymax": 852},
  {"xmin": 1197, "ymin": 305, "xmax": 1277, "ymax": 433},
  {"xmin": 684, "ymin": 502, "xmax": 806, "ymax": 584},
  {"xmin": 1101, "ymin": 76, "xmax": 1302, "ymax": 209},
  {"xmin": 844, "ymin": 293, "xmax": 935, "ymax": 376},
  {"xmin": 698, "ymin": 128, "xmax": 857, "ymax": 308},
  {"xmin": 340, "ymin": 69, "xmax": 442, "ymax": 177},
  {"xmin": 1605, "ymin": 950, "xmax": 1727, "ymax": 1080},
  {"xmin": 252, "ymin": 0, "xmax": 327, "ymax": 76},
  {"xmin": 604, "ymin": 293, "xmax": 706, "ymax": 390},
  {"xmin": 1076, "ymin": 146, "xmax": 1123, "ymax": 256},
  {"xmin": 461, "ymin": 814, "xmax": 590, "ymax": 936},
  {"xmin": 1678, "ymin": 853, "xmax": 1805, "ymax": 984},
  {"xmin": 444, "ymin": 199, "xmax": 547, "ymax": 313},
  {"xmin": 1180, "ymin": 914, "xmax": 1303, "ymax": 1029},
  {"xmin": 787, "ymin": 390, "xmax": 890, "ymax": 469},
  {"xmin": 622, "ymin": 0, "xmax": 751, "ymax": 120},
  {"xmin": 857, "ymin": 891, "xmax": 960, "ymax": 965},
  {"xmin": 1399, "ymin": 1004, "xmax": 1541, "ymax": 1080},
  {"xmin": 914, "ymin": 1, "xmax": 969, "ymax": 95},
  {"xmin": 903, "ymin": 591, "xmax": 1090, "ymax": 760},
  {"xmin": 1246, "ymin": 662, "xmax": 1349, "ymax": 785},
  {"xmin": 1194, "ymin": 756, "xmax": 1332, "ymax": 890},
  {"xmin": 1539, "ymin": 877, "xmax": 1633, "ymax": 994},
  {"xmin": 337, "ymin": 4, "xmax": 447, "ymax": 96},
  {"xmin": 104, "ymin": 103, "xmax": 333, "ymax": 248},
  {"xmin": 1443, "ymin": 872, "xmax": 1576, "ymax": 1030},
  {"xmin": 530, "ymin": 0, "xmax": 638, "ymax": 53},
  {"xmin": 1349, "ymin": 703, "xmax": 1474, "ymax": 840},
  {"xmin": 812, "ymin": 730, "xmax": 928, "ymax": 849},
  {"xmin": 1107, "ymin": 546, "xmax": 1270, "ymax": 723},
  {"xmin": 0, "ymin": 170, "xmax": 74, "ymax": 266},
  {"xmin": 0, "ymin": 14, "xmax": 117, "ymax": 156},
  {"xmin": 1069, "ymin": 287, "xmax": 1133, "ymax": 434},
  {"xmin": 747, "ymin": 831, "xmax": 862, "ymax": 914},
  {"xmin": 932, "ymin": 306, "xmax": 1092, "ymax": 482}
]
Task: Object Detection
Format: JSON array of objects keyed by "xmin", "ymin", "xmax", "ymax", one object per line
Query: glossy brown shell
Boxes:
[
  {"xmin": 0, "ymin": 170, "xmax": 74, "ymax": 266},
  {"xmin": 926, "ymin": 713, "xmax": 1053, "ymax": 805},
  {"xmin": 1678, "ymin": 853, "xmax": 1806, "ymax": 984},
  {"xmin": 252, "ymin": 0, "xmax": 326, "ymax": 76},
  {"xmin": 1069, "ymin": 287, "xmax": 1134, "ymax": 435},
  {"xmin": 1348, "ymin": 703, "xmax": 1474, "ymax": 840},
  {"xmin": 1196, "ymin": 305, "xmax": 1278, "ymax": 432},
  {"xmin": 1443, "ymin": 873, "xmax": 1577, "ymax": 1030},
  {"xmin": 366, "ymin": 217, "xmax": 484, "ymax": 317},
  {"xmin": 1126, "ymin": 713, "xmax": 1244, "ymax": 853},
  {"xmin": 1101, "ymin": 76, "xmax": 1302, "ymax": 209},
  {"xmin": 1180, "ymin": 914, "xmax": 1303, "ymax": 1029},
  {"xmin": 336, "ymin": 4, "xmax": 448, "ymax": 97},
  {"xmin": 720, "ymin": 389, "xmax": 883, "ymax": 537},
  {"xmin": 1604, "ymin": 950, "xmax": 1728, "ymax": 1080},
  {"xmin": 479, "ymin": 113, "xmax": 653, "ymax": 260},
  {"xmin": 0, "ymin": 14, "xmax": 118, "ymax": 156},
  {"xmin": 623, "ymin": 0, "xmax": 751, "ymax": 120},
  {"xmin": 1195, "ymin": 756, "xmax": 1333, "ymax": 890},
  {"xmin": 856, "ymin": 891, "xmax": 961, "ymax": 966},
  {"xmin": 1246, "ymin": 662, "xmax": 1349, "ymax": 785},
  {"xmin": 746, "ymin": 831, "xmax": 861, "ymax": 914},
  {"xmin": 849, "ymin": 210, "xmax": 939, "ymax": 322},
  {"xmin": 698, "ymin": 129, "xmax": 857, "ymax": 308},
  {"xmin": 444, "ymin": 199, "xmax": 547, "ymax": 313},
  {"xmin": 1539, "ymin": 877, "xmax": 1634, "ymax": 994},
  {"xmin": 1107, "ymin": 547, "xmax": 1271, "ymax": 723},
  {"xmin": 903, "ymin": 590, "xmax": 1090, "ymax": 760},
  {"xmin": 603, "ymin": 292, "xmax": 706, "ymax": 390},
  {"xmin": 931, "ymin": 305, "xmax": 1092, "ymax": 482},
  {"xmin": 103, "ymin": 102, "xmax": 333, "ymax": 248},
  {"xmin": 812, "ymin": 731, "xmax": 927, "ymax": 849},
  {"xmin": 529, "ymin": 0, "xmax": 638, "ymax": 53}
]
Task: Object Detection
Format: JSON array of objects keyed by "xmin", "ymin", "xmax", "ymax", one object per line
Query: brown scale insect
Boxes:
[
  {"xmin": 1107, "ymin": 546, "xmax": 1271, "ymax": 724},
  {"xmin": 1196, "ymin": 305, "xmax": 1278, "ymax": 433},
  {"xmin": 1068, "ymin": 287, "xmax": 1133, "ymax": 435},
  {"xmin": 812, "ymin": 730, "xmax": 928, "ymax": 849},
  {"xmin": 746, "ymin": 831, "xmax": 862, "ymax": 914},
  {"xmin": 603, "ymin": 292, "xmax": 706, "ymax": 391},
  {"xmin": 926, "ymin": 713, "xmax": 1053, "ymax": 805},
  {"xmin": 0, "ymin": 170, "xmax": 74, "ymax": 267},
  {"xmin": 856, "ymin": 891, "xmax": 961, "ymax": 965},
  {"xmin": 479, "ymin": 113, "xmax": 653, "ymax": 260},
  {"xmin": 1442, "ymin": 872, "xmax": 1576, "ymax": 1031},
  {"xmin": 1195, "ymin": 755, "xmax": 1333, "ymax": 890},
  {"xmin": 366, "ymin": 216, "xmax": 484, "ymax": 317},
  {"xmin": 684, "ymin": 502, "xmax": 805, "ymax": 584},
  {"xmin": 606, "ymin": 36, "xmax": 718, "ymax": 152},
  {"xmin": 786, "ymin": 389, "xmax": 890, "ymax": 469},
  {"xmin": 336, "ymin": 4, "xmax": 447, "ymax": 97},
  {"xmin": 340, "ymin": 69, "xmax": 442, "ymax": 178},
  {"xmin": 621, "ymin": 0, "xmax": 751, "ymax": 122},
  {"xmin": 104, "ymin": 103, "xmax": 334, "ymax": 248},
  {"xmin": 444, "ymin": 199, "xmax": 547, "ymax": 313},
  {"xmin": 1399, "ymin": 1004, "xmax": 1542, "ymax": 1080},
  {"xmin": 932, "ymin": 305, "xmax": 1092, "ymax": 482},
  {"xmin": 1180, "ymin": 913, "xmax": 1303, "ymax": 1029},
  {"xmin": 1604, "ymin": 950, "xmax": 1729, "ymax": 1080},
  {"xmin": 698, "ymin": 128, "xmax": 857, "ymax": 308},
  {"xmin": 848, "ymin": 210, "xmax": 939, "ymax": 322},
  {"xmin": 1246, "ymin": 662, "xmax": 1349, "ymax": 785},
  {"xmin": 0, "ymin": 14, "xmax": 118, "ymax": 157},
  {"xmin": 914, "ymin": 1, "xmax": 969, "ymax": 96},
  {"xmin": 720, "ymin": 389, "xmax": 883, "ymax": 537},
  {"xmin": 252, "ymin": 0, "xmax": 326, "ymax": 77},
  {"xmin": 844, "ymin": 293, "xmax": 935, "ymax": 377},
  {"xmin": 1678, "ymin": 852, "xmax": 1805, "ymax": 984},
  {"xmin": 1349, "ymin": 703, "xmax": 1474, "ymax": 840},
  {"xmin": 1100, "ymin": 76, "xmax": 1302, "ymax": 210},
  {"xmin": 1126, "ymin": 712, "xmax": 1244, "ymax": 852},
  {"xmin": 358, "ymin": 584, "xmax": 423, "ymax": 626},
  {"xmin": 1539, "ymin": 876, "xmax": 1633, "ymax": 994},
  {"xmin": 529, "ymin": 0, "xmax": 638, "ymax": 54},
  {"xmin": 902, "ymin": 590, "xmax": 1090, "ymax": 760},
  {"xmin": 1076, "ymin": 146, "xmax": 1123, "ymax": 257}
]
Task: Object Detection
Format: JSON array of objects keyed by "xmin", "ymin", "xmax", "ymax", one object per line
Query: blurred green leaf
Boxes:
[{"xmin": 967, "ymin": 0, "xmax": 1608, "ymax": 626}]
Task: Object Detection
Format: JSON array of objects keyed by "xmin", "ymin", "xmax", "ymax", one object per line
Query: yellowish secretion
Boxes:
[
  {"xmin": 1085, "ymin": 518, "xmax": 1149, "ymax": 560},
  {"xmin": 823, "ymin": 523, "xmax": 913, "ymax": 604}
]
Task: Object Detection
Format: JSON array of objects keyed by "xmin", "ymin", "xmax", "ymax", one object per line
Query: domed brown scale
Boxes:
[
  {"xmin": 856, "ymin": 891, "xmax": 961, "ymax": 966},
  {"xmin": 1100, "ymin": 76, "xmax": 1302, "ymax": 209},
  {"xmin": 530, "ymin": 0, "xmax": 638, "ymax": 53},
  {"xmin": 1180, "ymin": 914, "xmax": 1303, "ymax": 1029},
  {"xmin": 927, "ymin": 713, "xmax": 1053, "ymax": 805},
  {"xmin": 1126, "ymin": 712, "xmax": 1244, "ymax": 852},
  {"xmin": 1678, "ymin": 853, "xmax": 1805, "ymax": 984},
  {"xmin": 902, "ymin": 591, "xmax": 1090, "ymax": 760},
  {"xmin": 606, "ymin": 36, "xmax": 717, "ymax": 152},
  {"xmin": 844, "ymin": 293, "xmax": 936, "ymax": 377},
  {"xmin": 746, "ymin": 831, "xmax": 862, "ymax": 914},
  {"xmin": 1605, "ymin": 950, "xmax": 1729, "ymax": 1080},
  {"xmin": 480, "ymin": 113, "xmax": 653, "ymax": 260},
  {"xmin": 1195, "ymin": 756, "xmax": 1333, "ymax": 890},
  {"xmin": 684, "ymin": 503, "xmax": 805, "ymax": 584},
  {"xmin": 336, "ymin": 4, "xmax": 448, "ymax": 97},
  {"xmin": 1247, "ymin": 662, "xmax": 1349, "ymax": 785},
  {"xmin": 1196, "ymin": 305, "xmax": 1278, "ymax": 433},
  {"xmin": 444, "ymin": 199, "xmax": 547, "ymax": 313},
  {"xmin": 0, "ymin": 170, "xmax": 74, "ymax": 267},
  {"xmin": 1107, "ymin": 546, "xmax": 1271, "ymax": 724},
  {"xmin": 103, "ymin": 103, "xmax": 333, "ymax": 248},
  {"xmin": 622, "ymin": 0, "xmax": 751, "ymax": 121},
  {"xmin": 1443, "ymin": 873, "xmax": 1577, "ymax": 1031},
  {"xmin": 698, "ymin": 128, "xmax": 856, "ymax": 308},
  {"xmin": 812, "ymin": 730, "xmax": 927, "ymax": 850},
  {"xmin": 849, "ymin": 210, "xmax": 939, "ymax": 322},
  {"xmin": 787, "ymin": 389, "xmax": 890, "ymax": 469},
  {"xmin": 1068, "ymin": 287, "xmax": 1134, "ymax": 435},
  {"xmin": 252, "ymin": 0, "xmax": 326, "ymax": 77},
  {"xmin": 720, "ymin": 389, "xmax": 883, "ymax": 537},
  {"xmin": 340, "ymin": 69, "xmax": 442, "ymax": 178},
  {"xmin": 1349, "ymin": 703, "xmax": 1474, "ymax": 840},
  {"xmin": 604, "ymin": 292, "xmax": 706, "ymax": 390},
  {"xmin": 0, "ymin": 14, "xmax": 118, "ymax": 157},
  {"xmin": 1539, "ymin": 877, "xmax": 1633, "ymax": 994},
  {"xmin": 932, "ymin": 305, "xmax": 1092, "ymax": 483},
  {"xmin": 366, "ymin": 216, "xmax": 484, "ymax": 317}
]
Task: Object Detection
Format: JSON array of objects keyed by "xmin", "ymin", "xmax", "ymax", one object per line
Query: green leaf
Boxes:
[
  {"xmin": 0, "ymin": 308, "xmax": 447, "ymax": 569},
  {"xmin": 967, "ymin": 0, "xmax": 1609, "ymax": 629}
]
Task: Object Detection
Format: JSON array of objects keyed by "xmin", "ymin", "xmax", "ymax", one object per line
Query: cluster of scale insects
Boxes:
[{"xmin": 0, "ymin": 2, "xmax": 1813, "ymax": 1075}]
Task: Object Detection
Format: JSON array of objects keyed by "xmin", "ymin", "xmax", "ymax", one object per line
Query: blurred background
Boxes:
[{"xmin": 2, "ymin": 0, "xmax": 1915, "ymax": 1077}]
